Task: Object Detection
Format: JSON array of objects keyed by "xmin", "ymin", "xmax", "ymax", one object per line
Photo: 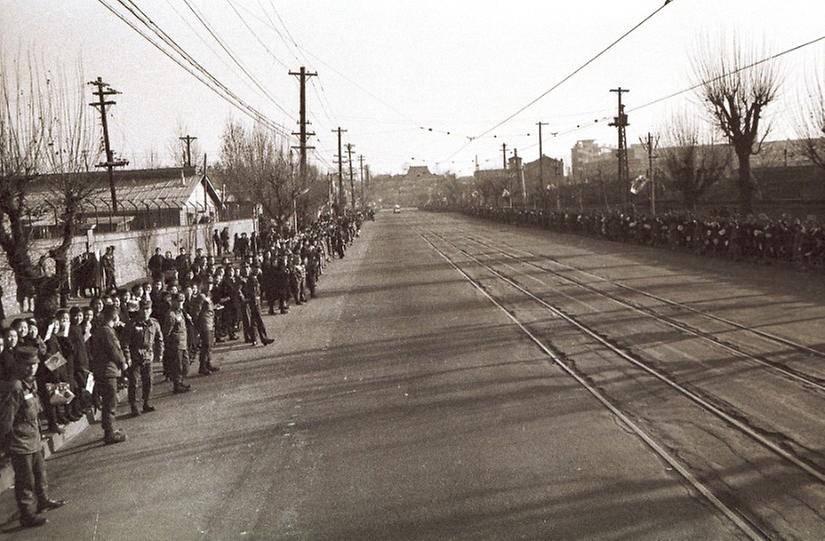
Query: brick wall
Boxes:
[{"xmin": 0, "ymin": 218, "xmax": 255, "ymax": 321}]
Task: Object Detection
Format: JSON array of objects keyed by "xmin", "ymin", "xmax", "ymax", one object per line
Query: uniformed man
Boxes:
[
  {"xmin": 162, "ymin": 293, "xmax": 191, "ymax": 393},
  {"xmin": 90, "ymin": 305, "xmax": 128, "ymax": 444},
  {"xmin": 0, "ymin": 346, "xmax": 66, "ymax": 528},
  {"xmin": 123, "ymin": 299, "xmax": 164, "ymax": 416},
  {"xmin": 273, "ymin": 255, "xmax": 292, "ymax": 314},
  {"xmin": 241, "ymin": 264, "xmax": 274, "ymax": 347},
  {"xmin": 196, "ymin": 294, "xmax": 220, "ymax": 375}
]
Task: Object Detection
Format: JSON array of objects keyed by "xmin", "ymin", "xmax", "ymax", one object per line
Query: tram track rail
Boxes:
[
  {"xmin": 462, "ymin": 233, "xmax": 825, "ymax": 394},
  {"xmin": 469, "ymin": 231, "xmax": 825, "ymax": 361},
  {"xmin": 417, "ymin": 230, "xmax": 769, "ymax": 540},
  {"xmin": 426, "ymin": 229, "xmax": 825, "ymax": 484}
]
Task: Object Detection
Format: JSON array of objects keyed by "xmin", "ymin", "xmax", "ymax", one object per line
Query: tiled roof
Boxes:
[{"xmin": 25, "ymin": 168, "xmax": 221, "ymax": 210}]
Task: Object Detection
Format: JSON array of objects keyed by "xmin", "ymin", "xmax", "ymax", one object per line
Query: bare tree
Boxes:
[
  {"xmin": 1, "ymin": 52, "xmax": 101, "ymax": 315},
  {"xmin": 215, "ymin": 120, "xmax": 293, "ymax": 229},
  {"xmin": 795, "ymin": 66, "xmax": 825, "ymax": 170},
  {"xmin": 40, "ymin": 64, "xmax": 103, "ymax": 309},
  {"xmin": 0, "ymin": 52, "xmax": 49, "ymax": 312},
  {"xmin": 660, "ymin": 110, "xmax": 730, "ymax": 211},
  {"xmin": 693, "ymin": 37, "xmax": 781, "ymax": 214}
]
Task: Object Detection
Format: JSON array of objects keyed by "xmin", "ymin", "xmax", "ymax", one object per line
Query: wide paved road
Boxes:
[{"xmin": 5, "ymin": 210, "xmax": 824, "ymax": 539}]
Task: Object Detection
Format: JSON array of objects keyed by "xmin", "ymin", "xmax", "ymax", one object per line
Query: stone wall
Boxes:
[{"xmin": 0, "ymin": 218, "xmax": 255, "ymax": 321}]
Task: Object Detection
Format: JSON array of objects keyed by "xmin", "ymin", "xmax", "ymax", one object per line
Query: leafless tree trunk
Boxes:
[
  {"xmin": 660, "ymin": 110, "xmax": 730, "ymax": 211},
  {"xmin": 693, "ymin": 37, "xmax": 781, "ymax": 214},
  {"xmin": 0, "ymin": 52, "xmax": 48, "ymax": 312},
  {"xmin": 1, "ymin": 52, "xmax": 100, "ymax": 316},
  {"xmin": 795, "ymin": 67, "xmax": 825, "ymax": 171},
  {"xmin": 216, "ymin": 120, "xmax": 293, "ymax": 229},
  {"xmin": 40, "ymin": 63, "xmax": 103, "ymax": 309}
]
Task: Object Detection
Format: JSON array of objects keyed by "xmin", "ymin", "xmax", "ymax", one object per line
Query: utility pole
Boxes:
[
  {"xmin": 513, "ymin": 148, "xmax": 526, "ymax": 206},
  {"xmin": 358, "ymin": 154, "xmax": 365, "ymax": 205},
  {"xmin": 364, "ymin": 164, "xmax": 370, "ymax": 206},
  {"xmin": 346, "ymin": 143, "xmax": 356, "ymax": 210},
  {"xmin": 537, "ymin": 121, "xmax": 549, "ymax": 208},
  {"xmin": 289, "ymin": 149, "xmax": 298, "ymax": 233},
  {"xmin": 179, "ymin": 134, "xmax": 198, "ymax": 168},
  {"xmin": 501, "ymin": 143, "xmax": 508, "ymax": 169},
  {"xmin": 89, "ymin": 76, "xmax": 128, "ymax": 212},
  {"xmin": 609, "ymin": 87, "xmax": 630, "ymax": 207},
  {"xmin": 332, "ymin": 127, "xmax": 347, "ymax": 212},
  {"xmin": 290, "ymin": 67, "xmax": 317, "ymax": 188},
  {"xmin": 639, "ymin": 132, "xmax": 660, "ymax": 216}
]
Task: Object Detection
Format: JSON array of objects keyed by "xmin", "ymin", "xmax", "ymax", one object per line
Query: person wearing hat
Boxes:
[
  {"xmin": 162, "ymin": 293, "xmax": 191, "ymax": 393},
  {"xmin": 0, "ymin": 346, "xmax": 66, "ymax": 528},
  {"xmin": 90, "ymin": 305, "xmax": 128, "ymax": 444},
  {"xmin": 123, "ymin": 299, "xmax": 164, "ymax": 415}
]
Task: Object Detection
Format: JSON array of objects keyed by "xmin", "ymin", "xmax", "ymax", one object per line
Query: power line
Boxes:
[
  {"xmin": 554, "ymin": 31, "xmax": 825, "ymax": 140},
  {"xmin": 224, "ymin": 0, "xmax": 290, "ymax": 71},
  {"xmin": 163, "ymin": 0, "xmax": 262, "ymax": 100},
  {"xmin": 180, "ymin": 0, "xmax": 292, "ymax": 118},
  {"xmin": 472, "ymin": 0, "xmax": 676, "ymax": 141},
  {"xmin": 252, "ymin": 0, "xmax": 300, "ymax": 63},
  {"xmin": 99, "ymin": 0, "xmax": 291, "ymax": 138}
]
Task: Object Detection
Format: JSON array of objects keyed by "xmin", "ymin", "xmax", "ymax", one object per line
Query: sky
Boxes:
[{"xmin": 2, "ymin": 0, "xmax": 824, "ymax": 177}]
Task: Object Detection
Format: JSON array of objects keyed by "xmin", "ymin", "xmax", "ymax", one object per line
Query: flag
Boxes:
[{"xmin": 630, "ymin": 175, "xmax": 649, "ymax": 195}]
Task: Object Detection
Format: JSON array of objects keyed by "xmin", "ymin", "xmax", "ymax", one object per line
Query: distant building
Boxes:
[{"xmin": 370, "ymin": 165, "xmax": 448, "ymax": 207}]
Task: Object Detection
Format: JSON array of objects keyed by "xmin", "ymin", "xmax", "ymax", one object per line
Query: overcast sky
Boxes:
[{"xmin": 2, "ymin": 0, "xmax": 823, "ymax": 176}]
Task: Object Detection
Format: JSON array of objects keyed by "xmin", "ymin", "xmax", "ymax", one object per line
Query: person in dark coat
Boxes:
[
  {"xmin": 68, "ymin": 307, "xmax": 91, "ymax": 414},
  {"xmin": 123, "ymin": 299, "xmax": 163, "ymax": 415},
  {"xmin": 0, "ymin": 347, "xmax": 66, "ymax": 528},
  {"xmin": 175, "ymin": 248, "xmax": 192, "ymax": 283},
  {"xmin": 273, "ymin": 255, "xmax": 292, "ymax": 314},
  {"xmin": 240, "ymin": 265, "xmax": 273, "ymax": 347},
  {"xmin": 148, "ymin": 247, "xmax": 165, "ymax": 283},
  {"xmin": 213, "ymin": 229, "xmax": 222, "ymax": 256},
  {"xmin": 89, "ymin": 305, "xmax": 127, "ymax": 444}
]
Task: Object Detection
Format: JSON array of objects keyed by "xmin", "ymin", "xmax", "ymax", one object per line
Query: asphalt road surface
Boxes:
[{"xmin": 5, "ymin": 209, "xmax": 825, "ymax": 539}]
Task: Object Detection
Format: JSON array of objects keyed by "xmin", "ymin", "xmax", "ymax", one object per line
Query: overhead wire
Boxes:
[
  {"xmin": 473, "ymin": 0, "xmax": 677, "ymax": 140},
  {"xmin": 180, "ymin": 0, "xmax": 293, "ymax": 119},
  {"xmin": 547, "ymin": 31, "xmax": 825, "ymax": 141},
  {"xmin": 223, "ymin": 0, "xmax": 290, "ymax": 71},
  {"xmin": 441, "ymin": 0, "xmax": 677, "ymax": 163},
  {"xmin": 100, "ymin": 0, "xmax": 291, "ymax": 139},
  {"xmin": 164, "ymin": 0, "xmax": 261, "ymax": 100}
]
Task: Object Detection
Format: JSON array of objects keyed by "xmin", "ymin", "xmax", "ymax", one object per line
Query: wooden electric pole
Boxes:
[
  {"xmin": 332, "ymin": 127, "xmax": 347, "ymax": 212},
  {"xmin": 347, "ymin": 143, "xmax": 356, "ymax": 210},
  {"xmin": 89, "ymin": 77, "xmax": 128, "ymax": 212},
  {"xmin": 501, "ymin": 143, "xmax": 508, "ymax": 170},
  {"xmin": 537, "ymin": 121, "xmax": 549, "ymax": 208},
  {"xmin": 358, "ymin": 154, "xmax": 365, "ymax": 205},
  {"xmin": 179, "ymin": 134, "xmax": 198, "ymax": 168},
  {"xmin": 289, "ymin": 66, "xmax": 317, "ymax": 186},
  {"xmin": 609, "ymin": 87, "xmax": 630, "ymax": 207},
  {"xmin": 639, "ymin": 132, "xmax": 660, "ymax": 216}
]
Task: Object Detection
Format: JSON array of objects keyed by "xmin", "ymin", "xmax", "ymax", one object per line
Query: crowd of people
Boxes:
[
  {"xmin": 457, "ymin": 206, "xmax": 825, "ymax": 270},
  {"xmin": 0, "ymin": 209, "xmax": 370, "ymax": 528}
]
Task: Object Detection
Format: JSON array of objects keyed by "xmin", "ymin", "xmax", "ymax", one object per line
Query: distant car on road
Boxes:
[{"xmin": 393, "ymin": 205, "xmax": 401, "ymax": 214}]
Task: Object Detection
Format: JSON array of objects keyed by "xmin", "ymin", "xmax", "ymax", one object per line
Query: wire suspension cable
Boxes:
[{"xmin": 471, "ymin": 0, "xmax": 676, "ymax": 141}]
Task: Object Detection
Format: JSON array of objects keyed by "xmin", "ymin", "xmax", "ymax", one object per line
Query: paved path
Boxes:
[{"xmin": 1, "ymin": 211, "xmax": 761, "ymax": 539}]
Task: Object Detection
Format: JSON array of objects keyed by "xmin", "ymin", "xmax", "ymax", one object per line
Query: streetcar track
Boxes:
[
  {"xmin": 424, "ymin": 229, "xmax": 825, "ymax": 487},
  {"xmin": 463, "ymin": 233, "xmax": 825, "ymax": 394},
  {"xmin": 417, "ymin": 230, "xmax": 767, "ymax": 541},
  {"xmin": 470, "ymin": 231, "xmax": 825, "ymax": 360}
]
